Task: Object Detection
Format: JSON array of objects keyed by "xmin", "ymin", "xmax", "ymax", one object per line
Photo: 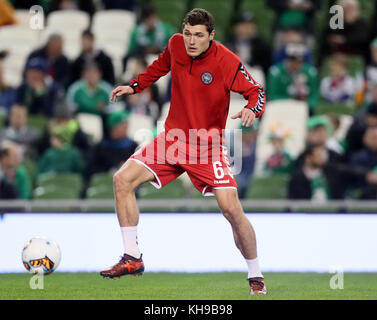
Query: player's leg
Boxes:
[
  {"xmin": 214, "ymin": 188, "xmax": 266, "ymax": 294},
  {"xmin": 100, "ymin": 159, "xmax": 154, "ymax": 278},
  {"xmin": 214, "ymin": 188, "xmax": 257, "ymax": 259},
  {"xmin": 114, "ymin": 159, "xmax": 154, "ymax": 227}
]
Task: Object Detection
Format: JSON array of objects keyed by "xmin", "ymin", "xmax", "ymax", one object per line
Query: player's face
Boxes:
[{"xmin": 183, "ymin": 23, "xmax": 214, "ymax": 57}]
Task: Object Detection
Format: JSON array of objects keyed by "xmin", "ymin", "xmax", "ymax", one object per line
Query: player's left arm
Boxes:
[{"xmin": 225, "ymin": 61, "xmax": 266, "ymax": 127}]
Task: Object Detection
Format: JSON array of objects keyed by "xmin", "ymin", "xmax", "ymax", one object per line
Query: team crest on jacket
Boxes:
[{"xmin": 201, "ymin": 72, "xmax": 213, "ymax": 84}]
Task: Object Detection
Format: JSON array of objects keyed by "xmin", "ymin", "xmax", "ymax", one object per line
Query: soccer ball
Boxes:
[{"xmin": 22, "ymin": 237, "xmax": 61, "ymax": 274}]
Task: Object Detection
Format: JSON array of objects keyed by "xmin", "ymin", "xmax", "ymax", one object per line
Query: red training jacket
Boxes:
[{"xmin": 130, "ymin": 33, "xmax": 266, "ymax": 137}]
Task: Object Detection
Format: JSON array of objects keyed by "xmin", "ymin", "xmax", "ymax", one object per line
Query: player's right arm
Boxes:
[
  {"xmin": 110, "ymin": 85, "xmax": 135, "ymax": 103},
  {"xmin": 110, "ymin": 36, "xmax": 174, "ymax": 103}
]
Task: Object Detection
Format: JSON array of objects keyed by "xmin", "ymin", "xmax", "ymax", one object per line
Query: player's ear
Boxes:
[{"xmin": 209, "ymin": 30, "xmax": 215, "ymax": 41}]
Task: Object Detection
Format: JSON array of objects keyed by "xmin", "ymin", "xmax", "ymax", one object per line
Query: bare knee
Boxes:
[
  {"xmin": 220, "ymin": 201, "xmax": 244, "ymax": 225},
  {"xmin": 113, "ymin": 169, "xmax": 135, "ymax": 195}
]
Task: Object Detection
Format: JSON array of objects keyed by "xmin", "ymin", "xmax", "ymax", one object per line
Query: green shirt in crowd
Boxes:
[
  {"xmin": 310, "ymin": 172, "xmax": 331, "ymax": 201},
  {"xmin": 67, "ymin": 80, "xmax": 112, "ymax": 115},
  {"xmin": 15, "ymin": 165, "xmax": 31, "ymax": 200},
  {"xmin": 267, "ymin": 62, "xmax": 319, "ymax": 111},
  {"xmin": 264, "ymin": 150, "xmax": 294, "ymax": 175},
  {"xmin": 127, "ymin": 21, "xmax": 175, "ymax": 55},
  {"xmin": 38, "ymin": 146, "xmax": 85, "ymax": 176}
]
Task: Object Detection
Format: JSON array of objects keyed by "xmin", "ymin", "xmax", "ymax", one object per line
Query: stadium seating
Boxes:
[
  {"xmin": 127, "ymin": 113, "xmax": 155, "ymax": 145},
  {"xmin": 14, "ymin": 9, "xmax": 31, "ymax": 27},
  {"xmin": 47, "ymin": 10, "xmax": 90, "ymax": 33},
  {"xmin": 137, "ymin": 178, "xmax": 185, "ymax": 199},
  {"xmin": 92, "ymin": 10, "xmax": 136, "ymax": 79},
  {"xmin": 315, "ymin": 102, "xmax": 356, "ymax": 116},
  {"xmin": 76, "ymin": 113, "xmax": 103, "ymax": 143},
  {"xmin": 39, "ymin": 26, "xmax": 82, "ymax": 60},
  {"xmin": 238, "ymin": 0, "xmax": 275, "ymax": 43},
  {"xmin": 359, "ymin": 0, "xmax": 376, "ymax": 22},
  {"xmin": 0, "ymin": 25, "xmax": 40, "ymax": 86},
  {"xmin": 151, "ymin": 0, "xmax": 188, "ymax": 30},
  {"xmin": 320, "ymin": 54, "xmax": 365, "ymax": 78},
  {"xmin": 38, "ymin": 11, "xmax": 88, "ymax": 59},
  {"xmin": 1, "ymin": 2, "xmax": 376, "ymax": 205},
  {"xmin": 86, "ymin": 173, "xmax": 114, "ymax": 199},
  {"xmin": 33, "ymin": 172, "xmax": 83, "ymax": 199},
  {"xmin": 254, "ymin": 100, "xmax": 309, "ymax": 177},
  {"xmin": 191, "ymin": 0, "xmax": 235, "ymax": 43},
  {"xmin": 33, "ymin": 184, "xmax": 81, "ymax": 199},
  {"xmin": 36, "ymin": 172, "xmax": 83, "ymax": 191},
  {"xmin": 247, "ymin": 174, "xmax": 289, "ymax": 199}
]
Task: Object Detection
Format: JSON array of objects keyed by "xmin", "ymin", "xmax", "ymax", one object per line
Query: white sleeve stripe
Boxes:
[{"xmin": 239, "ymin": 63, "xmax": 265, "ymax": 114}]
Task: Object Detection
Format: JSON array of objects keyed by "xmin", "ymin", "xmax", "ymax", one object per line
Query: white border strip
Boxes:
[{"xmin": 128, "ymin": 158, "xmax": 162, "ymax": 189}]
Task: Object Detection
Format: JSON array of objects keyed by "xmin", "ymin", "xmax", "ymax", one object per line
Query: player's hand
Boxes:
[
  {"xmin": 110, "ymin": 85, "xmax": 134, "ymax": 103},
  {"xmin": 231, "ymin": 108, "xmax": 256, "ymax": 127}
]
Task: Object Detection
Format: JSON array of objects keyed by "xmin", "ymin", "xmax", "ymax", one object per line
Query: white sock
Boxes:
[
  {"xmin": 246, "ymin": 257, "xmax": 263, "ymax": 279},
  {"xmin": 120, "ymin": 226, "xmax": 141, "ymax": 259}
]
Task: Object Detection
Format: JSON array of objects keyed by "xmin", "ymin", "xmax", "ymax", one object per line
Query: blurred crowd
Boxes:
[{"xmin": 0, "ymin": 0, "xmax": 377, "ymax": 201}]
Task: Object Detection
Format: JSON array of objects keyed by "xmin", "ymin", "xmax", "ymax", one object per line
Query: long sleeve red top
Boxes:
[{"xmin": 130, "ymin": 33, "xmax": 266, "ymax": 137}]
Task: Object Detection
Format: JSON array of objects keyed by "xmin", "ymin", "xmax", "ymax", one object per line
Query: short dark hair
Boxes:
[
  {"xmin": 140, "ymin": 3, "xmax": 157, "ymax": 21},
  {"xmin": 303, "ymin": 144, "xmax": 323, "ymax": 159},
  {"xmin": 0, "ymin": 147, "xmax": 9, "ymax": 159},
  {"xmin": 82, "ymin": 29, "xmax": 94, "ymax": 40},
  {"xmin": 367, "ymin": 102, "xmax": 377, "ymax": 117},
  {"xmin": 182, "ymin": 8, "xmax": 215, "ymax": 34}
]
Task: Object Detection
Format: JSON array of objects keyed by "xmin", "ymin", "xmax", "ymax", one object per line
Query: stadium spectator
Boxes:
[
  {"xmin": 37, "ymin": 123, "xmax": 85, "ymax": 176},
  {"xmin": 71, "ymin": 29, "xmax": 115, "ymax": 86},
  {"xmin": 294, "ymin": 116, "xmax": 343, "ymax": 170},
  {"xmin": 237, "ymin": 124, "xmax": 257, "ymax": 199},
  {"xmin": 125, "ymin": 56, "xmax": 160, "ymax": 123},
  {"xmin": 267, "ymin": 0, "xmax": 320, "ymax": 51},
  {"xmin": 25, "ymin": 34, "xmax": 71, "ymax": 89},
  {"xmin": 289, "ymin": 145, "xmax": 329, "ymax": 200},
  {"xmin": 67, "ymin": 62, "xmax": 112, "ymax": 116},
  {"xmin": 0, "ymin": 141, "xmax": 31, "ymax": 199},
  {"xmin": 359, "ymin": 168, "xmax": 377, "ymax": 199},
  {"xmin": 0, "ymin": 105, "xmax": 39, "ymax": 158},
  {"xmin": 36, "ymin": 113, "xmax": 91, "ymax": 161},
  {"xmin": 15, "ymin": 57, "xmax": 62, "ymax": 116},
  {"xmin": 0, "ymin": 56, "xmax": 16, "ymax": 113},
  {"xmin": 365, "ymin": 38, "xmax": 377, "ymax": 103},
  {"xmin": 272, "ymin": 27, "xmax": 313, "ymax": 65},
  {"xmin": 267, "ymin": 43, "xmax": 319, "ymax": 114},
  {"xmin": 324, "ymin": 0, "xmax": 370, "ymax": 59},
  {"xmin": 264, "ymin": 123, "xmax": 293, "ymax": 175},
  {"xmin": 345, "ymin": 102, "xmax": 377, "ymax": 159},
  {"xmin": 86, "ymin": 111, "xmax": 137, "ymax": 178},
  {"xmin": 126, "ymin": 4, "xmax": 175, "ymax": 57},
  {"xmin": 343, "ymin": 126, "xmax": 377, "ymax": 198},
  {"xmin": 225, "ymin": 12, "xmax": 271, "ymax": 76},
  {"xmin": 288, "ymin": 143, "xmax": 355, "ymax": 200},
  {"xmin": 349, "ymin": 127, "xmax": 377, "ymax": 187},
  {"xmin": 320, "ymin": 53, "xmax": 357, "ymax": 105},
  {"xmin": 0, "ymin": 175, "xmax": 17, "ymax": 199},
  {"xmin": 326, "ymin": 114, "xmax": 346, "ymax": 155}
]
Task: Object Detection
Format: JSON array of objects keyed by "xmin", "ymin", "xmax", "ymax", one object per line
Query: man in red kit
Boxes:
[{"xmin": 100, "ymin": 8, "xmax": 267, "ymax": 295}]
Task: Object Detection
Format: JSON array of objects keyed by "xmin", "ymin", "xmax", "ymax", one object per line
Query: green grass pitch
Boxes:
[{"xmin": 0, "ymin": 272, "xmax": 376, "ymax": 300}]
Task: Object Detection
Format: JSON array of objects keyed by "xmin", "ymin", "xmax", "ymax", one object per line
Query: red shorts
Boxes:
[{"xmin": 129, "ymin": 131, "xmax": 237, "ymax": 196}]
